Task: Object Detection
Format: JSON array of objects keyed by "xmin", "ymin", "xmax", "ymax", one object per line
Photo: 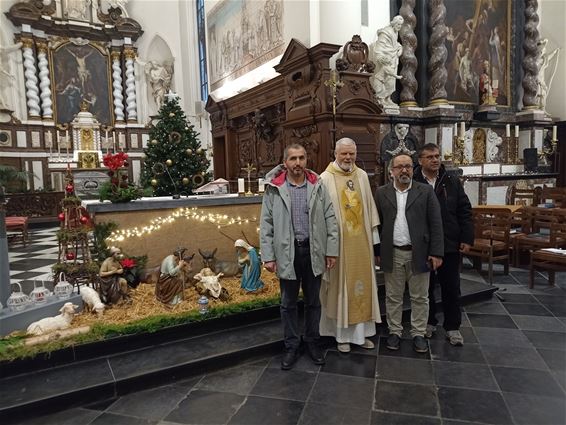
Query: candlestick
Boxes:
[
  {"xmin": 552, "ymin": 125, "xmax": 557, "ymax": 141},
  {"xmin": 237, "ymin": 178, "xmax": 245, "ymax": 194},
  {"xmin": 505, "ymin": 124, "xmax": 510, "ymax": 138},
  {"xmin": 515, "ymin": 125, "xmax": 519, "ymax": 138}
]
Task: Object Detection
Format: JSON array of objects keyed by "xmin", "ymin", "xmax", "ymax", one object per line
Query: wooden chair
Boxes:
[
  {"xmin": 5, "ymin": 216, "xmax": 29, "ymax": 246},
  {"xmin": 464, "ymin": 208, "xmax": 512, "ymax": 283},
  {"xmin": 508, "ymin": 185, "xmax": 542, "ymax": 206},
  {"xmin": 540, "ymin": 186, "xmax": 566, "ymax": 207},
  {"xmin": 514, "ymin": 207, "xmax": 566, "ymax": 266}
]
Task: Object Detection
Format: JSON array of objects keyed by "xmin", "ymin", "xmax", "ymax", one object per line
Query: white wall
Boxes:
[{"xmin": 539, "ymin": 0, "xmax": 566, "ymax": 120}]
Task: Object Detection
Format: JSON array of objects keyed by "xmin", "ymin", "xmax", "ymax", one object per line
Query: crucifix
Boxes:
[
  {"xmin": 241, "ymin": 163, "xmax": 256, "ymax": 196},
  {"xmin": 324, "ymin": 69, "xmax": 344, "ymax": 148}
]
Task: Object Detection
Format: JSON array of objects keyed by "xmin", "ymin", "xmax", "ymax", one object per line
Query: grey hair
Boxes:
[
  {"xmin": 387, "ymin": 153, "xmax": 413, "ymax": 173},
  {"xmin": 283, "ymin": 143, "xmax": 306, "ymax": 160},
  {"xmin": 335, "ymin": 137, "xmax": 357, "ymax": 153}
]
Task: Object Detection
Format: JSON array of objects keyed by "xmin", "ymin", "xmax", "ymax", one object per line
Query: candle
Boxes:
[
  {"xmin": 505, "ymin": 124, "xmax": 510, "ymax": 138},
  {"xmin": 258, "ymin": 178, "xmax": 265, "ymax": 193},
  {"xmin": 238, "ymin": 178, "xmax": 245, "ymax": 193},
  {"xmin": 57, "ymin": 131, "xmax": 61, "ymax": 156},
  {"xmin": 552, "ymin": 125, "xmax": 557, "ymax": 141},
  {"xmin": 454, "ymin": 123, "xmax": 457, "ymax": 137},
  {"xmin": 105, "ymin": 130, "xmax": 109, "ymax": 149},
  {"xmin": 515, "ymin": 125, "xmax": 519, "ymax": 138},
  {"xmin": 459, "ymin": 122, "xmax": 465, "ymax": 139},
  {"xmin": 113, "ymin": 133, "xmax": 116, "ymax": 151},
  {"xmin": 65, "ymin": 129, "xmax": 69, "ymax": 157}
]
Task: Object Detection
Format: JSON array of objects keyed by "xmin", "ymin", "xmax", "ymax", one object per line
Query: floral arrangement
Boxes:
[
  {"xmin": 99, "ymin": 152, "xmax": 143, "ymax": 203},
  {"xmin": 119, "ymin": 254, "xmax": 148, "ymax": 288}
]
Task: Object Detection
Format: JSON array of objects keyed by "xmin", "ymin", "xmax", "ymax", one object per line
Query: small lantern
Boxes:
[
  {"xmin": 54, "ymin": 273, "xmax": 74, "ymax": 299},
  {"xmin": 7, "ymin": 282, "xmax": 31, "ymax": 312},
  {"xmin": 29, "ymin": 280, "xmax": 51, "ymax": 305},
  {"xmin": 198, "ymin": 295, "xmax": 209, "ymax": 315}
]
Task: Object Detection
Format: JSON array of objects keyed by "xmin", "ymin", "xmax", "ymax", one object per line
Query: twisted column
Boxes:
[
  {"xmin": 111, "ymin": 51, "xmax": 125, "ymax": 122},
  {"xmin": 124, "ymin": 47, "xmax": 138, "ymax": 122},
  {"xmin": 36, "ymin": 40, "xmax": 53, "ymax": 119},
  {"xmin": 427, "ymin": 0, "xmax": 449, "ymax": 105},
  {"xmin": 21, "ymin": 38, "xmax": 41, "ymax": 117},
  {"xmin": 522, "ymin": 0, "xmax": 540, "ymax": 110},
  {"xmin": 399, "ymin": 0, "xmax": 418, "ymax": 106}
]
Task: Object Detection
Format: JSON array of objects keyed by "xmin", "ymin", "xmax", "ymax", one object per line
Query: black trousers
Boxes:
[
  {"xmin": 428, "ymin": 252, "xmax": 462, "ymax": 331},
  {"xmin": 279, "ymin": 245, "xmax": 321, "ymax": 351}
]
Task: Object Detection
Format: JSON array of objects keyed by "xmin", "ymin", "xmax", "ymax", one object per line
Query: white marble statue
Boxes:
[
  {"xmin": 144, "ymin": 60, "xmax": 174, "ymax": 110},
  {"xmin": 108, "ymin": 0, "xmax": 129, "ymax": 17},
  {"xmin": 369, "ymin": 15, "xmax": 404, "ymax": 110},
  {"xmin": 486, "ymin": 129, "xmax": 503, "ymax": 163},
  {"xmin": 0, "ymin": 42, "xmax": 22, "ymax": 110},
  {"xmin": 536, "ymin": 39, "xmax": 560, "ymax": 111},
  {"xmin": 65, "ymin": 0, "xmax": 92, "ymax": 21}
]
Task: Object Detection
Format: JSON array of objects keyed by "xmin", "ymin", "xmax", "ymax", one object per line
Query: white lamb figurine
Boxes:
[
  {"xmin": 80, "ymin": 286, "xmax": 105, "ymax": 317},
  {"xmin": 26, "ymin": 302, "xmax": 78, "ymax": 336}
]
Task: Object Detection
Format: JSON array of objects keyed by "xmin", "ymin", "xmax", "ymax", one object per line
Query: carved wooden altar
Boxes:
[{"xmin": 206, "ymin": 40, "xmax": 383, "ymax": 185}]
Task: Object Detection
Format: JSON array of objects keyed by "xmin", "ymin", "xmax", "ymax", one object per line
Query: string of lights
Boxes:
[{"xmin": 106, "ymin": 207, "xmax": 258, "ymax": 242}]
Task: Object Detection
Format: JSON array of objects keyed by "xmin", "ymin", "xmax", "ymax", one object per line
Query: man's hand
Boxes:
[
  {"xmin": 428, "ymin": 256, "xmax": 443, "ymax": 271},
  {"xmin": 326, "ymin": 256, "xmax": 337, "ymax": 269},
  {"xmin": 459, "ymin": 243, "xmax": 471, "ymax": 253},
  {"xmin": 263, "ymin": 261, "xmax": 277, "ymax": 273}
]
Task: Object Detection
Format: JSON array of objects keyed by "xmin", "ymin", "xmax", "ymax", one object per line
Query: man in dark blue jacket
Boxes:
[{"xmin": 414, "ymin": 143, "xmax": 474, "ymax": 346}]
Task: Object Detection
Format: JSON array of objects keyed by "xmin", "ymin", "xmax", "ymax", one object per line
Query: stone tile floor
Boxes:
[{"xmin": 7, "ymin": 227, "xmax": 566, "ymax": 425}]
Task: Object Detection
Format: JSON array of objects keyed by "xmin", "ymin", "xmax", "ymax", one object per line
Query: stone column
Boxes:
[
  {"xmin": 123, "ymin": 46, "xmax": 138, "ymax": 122},
  {"xmin": 21, "ymin": 37, "xmax": 41, "ymax": 118},
  {"xmin": 111, "ymin": 50, "xmax": 125, "ymax": 122},
  {"xmin": 0, "ymin": 189, "xmax": 10, "ymax": 307},
  {"xmin": 399, "ymin": 0, "xmax": 418, "ymax": 107},
  {"xmin": 427, "ymin": 0, "xmax": 449, "ymax": 105},
  {"xmin": 521, "ymin": 0, "xmax": 540, "ymax": 110},
  {"xmin": 36, "ymin": 39, "xmax": 53, "ymax": 119}
]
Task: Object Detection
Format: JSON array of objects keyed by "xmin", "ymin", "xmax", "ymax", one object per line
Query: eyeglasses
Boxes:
[
  {"xmin": 420, "ymin": 154, "xmax": 440, "ymax": 160},
  {"xmin": 392, "ymin": 165, "xmax": 413, "ymax": 171}
]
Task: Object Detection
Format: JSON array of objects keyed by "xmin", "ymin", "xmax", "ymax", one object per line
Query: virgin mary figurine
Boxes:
[{"xmin": 235, "ymin": 239, "xmax": 264, "ymax": 292}]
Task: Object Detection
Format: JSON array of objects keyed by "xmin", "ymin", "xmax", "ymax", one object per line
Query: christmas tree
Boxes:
[{"xmin": 141, "ymin": 94, "xmax": 211, "ymax": 196}]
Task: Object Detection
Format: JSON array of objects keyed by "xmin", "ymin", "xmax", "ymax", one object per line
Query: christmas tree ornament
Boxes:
[
  {"xmin": 65, "ymin": 251, "xmax": 76, "ymax": 261},
  {"xmin": 79, "ymin": 216, "xmax": 89, "ymax": 225},
  {"xmin": 169, "ymin": 112, "xmax": 175, "ymax": 117},
  {"xmin": 186, "ymin": 148, "xmax": 193, "ymax": 155},
  {"xmin": 182, "ymin": 177, "xmax": 189, "ymax": 185},
  {"xmin": 166, "ymin": 159, "xmax": 173, "ymax": 166},
  {"xmin": 151, "ymin": 139, "xmax": 158, "ymax": 145},
  {"xmin": 65, "ymin": 183, "xmax": 74, "ymax": 194},
  {"xmin": 151, "ymin": 179, "xmax": 158, "ymax": 186},
  {"xmin": 169, "ymin": 131, "xmax": 181, "ymax": 143},
  {"xmin": 58, "ymin": 212, "xmax": 66, "ymax": 221},
  {"xmin": 197, "ymin": 148, "xmax": 204, "ymax": 154},
  {"xmin": 141, "ymin": 153, "xmax": 146, "ymax": 159}
]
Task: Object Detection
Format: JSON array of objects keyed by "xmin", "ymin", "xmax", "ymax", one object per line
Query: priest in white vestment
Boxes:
[{"xmin": 320, "ymin": 138, "xmax": 382, "ymax": 353}]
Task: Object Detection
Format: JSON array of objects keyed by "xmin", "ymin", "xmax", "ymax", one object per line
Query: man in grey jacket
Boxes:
[
  {"xmin": 260, "ymin": 144, "xmax": 339, "ymax": 370},
  {"xmin": 375, "ymin": 153, "xmax": 444, "ymax": 353}
]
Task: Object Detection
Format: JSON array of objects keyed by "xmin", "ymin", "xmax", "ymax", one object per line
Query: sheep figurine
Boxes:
[
  {"xmin": 26, "ymin": 302, "xmax": 79, "ymax": 336},
  {"xmin": 80, "ymin": 286, "xmax": 105, "ymax": 317}
]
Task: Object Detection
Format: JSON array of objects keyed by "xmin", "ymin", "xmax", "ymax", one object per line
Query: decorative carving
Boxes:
[
  {"xmin": 252, "ymin": 108, "xmax": 273, "ymax": 142},
  {"xmin": 37, "ymin": 40, "xmax": 53, "ymax": 118},
  {"xmin": 336, "ymin": 35, "xmax": 375, "ymax": 73},
  {"xmin": 536, "ymin": 38, "xmax": 560, "ymax": 111},
  {"xmin": 521, "ymin": 0, "xmax": 540, "ymax": 110},
  {"xmin": 22, "ymin": 39, "xmax": 41, "ymax": 117},
  {"xmin": 111, "ymin": 51, "xmax": 125, "ymax": 122},
  {"xmin": 427, "ymin": 0, "xmax": 449, "ymax": 105},
  {"xmin": 380, "ymin": 123, "xmax": 418, "ymax": 164},
  {"xmin": 124, "ymin": 51, "xmax": 137, "ymax": 121},
  {"xmin": 144, "ymin": 60, "xmax": 174, "ymax": 110},
  {"xmin": 472, "ymin": 128, "xmax": 487, "ymax": 164},
  {"xmin": 399, "ymin": 0, "xmax": 418, "ymax": 106}
]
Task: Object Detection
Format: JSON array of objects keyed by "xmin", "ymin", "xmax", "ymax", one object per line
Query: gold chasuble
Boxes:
[{"xmin": 320, "ymin": 163, "xmax": 380, "ymax": 327}]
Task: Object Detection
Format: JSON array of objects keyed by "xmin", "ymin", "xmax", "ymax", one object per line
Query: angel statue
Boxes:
[
  {"xmin": 143, "ymin": 60, "xmax": 174, "ymax": 109},
  {"xmin": 536, "ymin": 39, "xmax": 560, "ymax": 111}
]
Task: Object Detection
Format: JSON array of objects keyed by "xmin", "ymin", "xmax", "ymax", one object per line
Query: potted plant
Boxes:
[{"xmin": 99, "ymin": 152, "xmax": 143, "ymax": 203}]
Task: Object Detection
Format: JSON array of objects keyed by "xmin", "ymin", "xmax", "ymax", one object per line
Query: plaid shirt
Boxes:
[{"xmin": 287, "ymin": 179, "xmax": 309, "ymax": 241}]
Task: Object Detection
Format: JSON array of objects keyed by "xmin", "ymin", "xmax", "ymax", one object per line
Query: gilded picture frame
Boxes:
[{"xmin": 51, "ymin": 42, "xmax": 113, "ymax": 125}]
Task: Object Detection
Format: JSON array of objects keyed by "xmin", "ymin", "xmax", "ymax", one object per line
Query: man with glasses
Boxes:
[
  {"xmin": 375, "ymin": 153, "xmax": 444, "ymax": 353},
  {"xmin": 414, "ymin": 143, "xmax": 474, "ymax": 346}
]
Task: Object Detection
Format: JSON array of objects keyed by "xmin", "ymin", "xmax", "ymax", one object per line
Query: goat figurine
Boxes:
[{"xmin": 198, "ymin": 248, "xmax": 241, "ymax": 277}]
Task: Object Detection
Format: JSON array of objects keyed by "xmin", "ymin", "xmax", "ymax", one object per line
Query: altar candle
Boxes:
[
  {"xmin": 238, "ymin": 178, "xmax": 245, "ymax": 193},
  {"xmin": 258, "ymin": 178, "xmax": 265, "ymax": 193},
  {"xmin": 505, "ymin": 124, "xmax": 510, "ymax": 138},
  {"xmin": 105, "ymin": 129, "xmax": 109, "ymax": 148},
  {"xmin": 454, "ymin": 123, "xmax": 457, "ymax": 137},
  {"xmin": 113, "ymin": 132, "xmax": 116, "ymax": 151},
  {"xmin": 552, "ymin": 125, "xmax": 557, "ymax": 140},
  {"xmin": 65, "ymin": 129, "xmax": 69, "ymax": 157},
  {"xmin": 57, "ymin": 131, "xmax": 61, "ymax": 155},
  {"xmin": 515, "ymin": 125, "xmax": 519, "ymax": 138}
]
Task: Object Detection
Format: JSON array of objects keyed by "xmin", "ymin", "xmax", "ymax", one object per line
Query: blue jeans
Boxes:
[{"xmin": 279, "ymin": 245, "xmax": 322, "ymax": 351}]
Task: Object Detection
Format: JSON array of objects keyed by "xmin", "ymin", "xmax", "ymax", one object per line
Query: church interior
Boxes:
[{"xmin": 1, "ymin": 0, "xmax": 566, "ymax": 424}]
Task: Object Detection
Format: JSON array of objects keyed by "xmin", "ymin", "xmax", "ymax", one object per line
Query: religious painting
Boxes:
[
  {"xmin": 207, "ymin": 0, "xmax": 285, "ymax": 91},
  {"xmin": 445, "ymin": 0, "xmax": 511, "ymax": 106},
  {"xmin": 51, "ymin": 42, "xmax": 112, "ymax": 125}
]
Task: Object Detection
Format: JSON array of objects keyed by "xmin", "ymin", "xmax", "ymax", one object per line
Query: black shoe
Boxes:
[
  {"xmin": 413, "ymin": 336, "xmax": 429, "ymax": 353},
  {"xmin": 306, "ymin": 341, "xmax": 325, "ymax": 365},
  {"xmin": 386, "ymin": 334, "xmax": 400, "ymax": 350},
  {"xmin": 281, "ymin": 349, "xmax": 300, "ymax": 370}
]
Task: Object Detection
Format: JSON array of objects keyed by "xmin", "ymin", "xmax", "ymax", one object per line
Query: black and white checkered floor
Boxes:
[{"xmin": 8, "ymin": 226, "xmax": 60, "ymax": 293}]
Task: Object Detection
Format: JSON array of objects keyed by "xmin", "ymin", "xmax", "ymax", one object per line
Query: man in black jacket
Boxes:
[{"xmin": 414, "ymin": 143, "xmax": 474, "ymax": 346}]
